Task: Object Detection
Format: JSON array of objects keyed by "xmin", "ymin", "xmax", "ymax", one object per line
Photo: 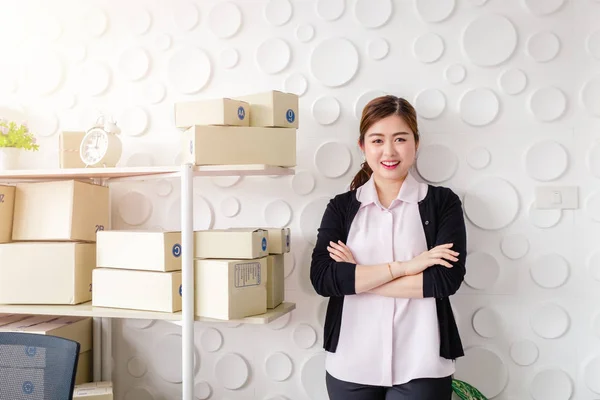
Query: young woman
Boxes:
[{"xmin": 310, "ymin": 95, "xmax": 467, "ymax": 400}]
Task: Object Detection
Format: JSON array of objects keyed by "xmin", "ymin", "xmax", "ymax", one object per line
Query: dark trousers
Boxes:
[{"xmin": 326, "ymin": 372, "xmax": 453, "ymax": 400}]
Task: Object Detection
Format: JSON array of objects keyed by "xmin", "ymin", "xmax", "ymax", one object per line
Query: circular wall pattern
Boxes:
[
  {"xmin": 527, "ymin": 32, "xmax": 561, "ymax": 63},
  {"xmin": 194, "ymin": 382, "xmax": 211, "ymax": 400},
  {"xmin": 220, "ymin": 48, "xmax": 239, "ymax": 69},
  {"xmin": 587, "ymin": 142, "xmax": 600, "ymax": 178},
  {"xmin": 316, "ymin": 0, "xmax": 345, "ymax": 21},
  {"xmin": 127, "ymin": 356, "xmax": 147, "ymax": 378},
  {"xmin": 215, "ymin": 353, "xmax": 249, "ymax": 390},
  {"xmin": 445, "ymin": 64, "xmax": 466, "ymax": 84},
  {"xmin": 124, "ymin": 319, "xmax": 155, "ymax": 330},
  {"xmin": 462, "ymin": 15, "xmax": 517, "ymax": 66},
  {"xmin": 264, "ymin": 0, "xmax": 292, "ymax": 26},
  {"xmin": 155, "ymin": 180, "xmax": 172, "ymax": 197},
  {"xmin": 84, "ymin": 8, "xmax": 108, "ymax": 37},
  {"xmin": 131, "ymin": 9, "xmax": 152, "ymax": 35},
  {"xmin": 586, "ymin": 30, "xmax": 600, "ymax": 60},
  {"xmin": 296, "ymin": 24, "xmax": 315, "ymax": 42},
  {"xmin": 459, "ymin": 88, "xmax": 499, "ymax": 126},
  {"xmin": 354, "ymin": 0, "xmax": 393, "ymax": 28},
  {"xmin": 155, "ymin": 33, "xmax": 172, "ymax": 51},
  {"xmin": 119, "ymin": 106, "xmax": 149, "ymax": 136},
  {"xmin": 314, "ymin": 142, "xmax": 352, "ymax": 178},
  {"xmin": 510, "ymin": 340, "xmax": 538, "ymax": 366},
  {"xmin": 28, "ymin": 110, "xmax": 59, "ymax": 137},
  {"xmin": 585, "ymin": 191, "xmax": 600, "ymax": 222},
  {"xmin": 209, "ymin": 2, "xmax": 242, "ymax": 38},
  {"xmin": 467, "ymin": 147, "xmax": 491, "ymax": 170},
  {"xmin": 212, "ymin": 176, "xmax": 242, "ymax": 188},
  {"xmin": 588, "ymin": 251, "xmax": 600, "ymax": 281},
  {"xmin": 367, "ymin": 38, "xmax": 389, "ymax": 60},
  {"xmin": 78, "ymin": 61, "xmax": 111, "ymax": 96},
  {"xmin": 152, "ymin": 333, "xmax": 197, "ymax": 383},
  {"xmin": 501, "ymin": 234, "xmax": 529, "ymax": 259},
  {"xmin": 413, "ymin": 33, "xmax": 444, "ymax": 63},
  {"xmin": 284, "ymin": 251, "xmax": 295, "ymax": 278},
  {"xmin": 119, "ymin": 47, "xmax": 150, "ymax": 81},
  {"xmin": 455, "ymin": 347, "xmax": 508, "ymax": 398},
  {"xmin": 264, "ymin": 199, "xmax": 292, "ymax": 227},
  {"xmin": 354, "ymin": 90, "xmax": 386, "ymax": 119},
  {"xmin": 499, "ymin": 68, "xmax": 527, "ymax": 95},
  {"xmin": 292, "ymin": 171, "xmax": 316, "ymax": 195},
  {"xmin": 118, "ymin": 191, "xmax": 152, "ymax": 226},
  {"xmin": 300, "ymin": 197, "xmax": 330, "ymax": 244},
  {"xmin": 301, "ymin": 353, "xmax": 328, "ymax": 400},
  {"xmin": 529, "ymin": 86, "xmax": 567, "ymax": 122},
  {"xmin": 584, "ymin": 356, "xmax": 600, "ymax": 394},
  {"xmin": 265, "ymin": 352, "xmax": 293, "ymax": 381},
  {"xmin": 26, "ymin": 50, "xmax": 63, "ymax": 95},
  {"xmin": 530, "ymin": 254, "xmax": 570, "ymax": 288},
  {"xmin": 173, "ymin": 2, "xmax": 199, "ymax": 31},
  {"xmin": 523, "ymin": 0, "xmax": 566, "ymax": 15},
  {"xmin": 530, "ymin": 369, "xmax": 573, "ymax": 400},
  {"xmin": 200, "ymin": 328, "xmax": 223, "ymax": 352},
  {"xmin": 126, "ymin": 153, "xmax": 154, "ymax": 167},
  {"xmin": 312, "ymin": 96, "xmax": 341, "ymax": 125},
  {"xmin": 463, "ymin": 177, "xmax": 520, "ymax": 230},
  {"xmin": 525, "ymin": 140, "xmax": 568, "ymax": 181},
  {"xmin": 268, "ymin": 312, "xmax": 291, "ymax": 330},
  {"xmin": 221, "ymin": 197, "xmax": 241, "ymax": 218},
  {"xmin": 167, "ymin": 47, "xmax": 211, "ymax": 94},
  {"xmin": 465, "ymin": 252, "xmax": 500, "ymax": 290},
  {"xmin": 529, "ymin": 202, "xmax": 562, "ymax": 228},
  {"xmin": 472, "ymin": 307, "xmax": 501, "ymax": 338},
  {"xmin": 293, "ymin": 323, "xmax": 317, "ymax": 349},
  {"xmin": 581, "ymin": 75, "xmax": 600, "ymax": 117},
  {"xmin": 124, "ymin": 387, "xmax": 155, "ymax": 400},
  {"xmin": 310, "ymin": 38, "xmax": 359, "ymax": 87},
  {"xmin": 416, "ymin": 144, "xmax": 457, "ymax": 182},
  {"xmin": 256, "ymin": 38, "xmax": 291, "ymax": 74},
  {"xmin": 145, "ymin": 82, "xmax": 166, "ymax": 104},
  {"xmin": 415, "ymin": 0, "xmax": 455, "ymax": 22},
  {"xmin": 167, "ymin": 196, "xmax": 214, "ymax": 231},
  {"xmin": 284, "ymin": 73, "xmax": 308, "ymax": 96},
  {"xmin": 414, "ymin": 89, "xmax": 446, "ymax": 119},
  {"xmin": 530, "ymin": 303, "xmax": 570, "ymax": 339}
]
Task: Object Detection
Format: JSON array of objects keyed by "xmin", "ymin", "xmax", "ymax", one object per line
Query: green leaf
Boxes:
[
  {"xmin": 452, "ymin": 379, "xmax": 488, "ymax": 400},
  {"xmin": 0, "ymin": 119, "xmax": 40, "ymax": 151}
]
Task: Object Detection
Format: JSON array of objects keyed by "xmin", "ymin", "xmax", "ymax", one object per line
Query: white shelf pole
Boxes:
[{"xmin": 181, "ymin": 164, "xmax": 194, "ymax": 400}]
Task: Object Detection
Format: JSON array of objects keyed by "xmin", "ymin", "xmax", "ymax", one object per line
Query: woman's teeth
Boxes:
[{"xmin": 381, "ymin": 161, "xmax": 399, "ymax": 169}]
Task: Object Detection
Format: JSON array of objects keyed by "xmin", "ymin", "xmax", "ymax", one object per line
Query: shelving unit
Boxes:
[{"xmin": 0, "ymin": 164, "xmax": 296, "ymax": 400}]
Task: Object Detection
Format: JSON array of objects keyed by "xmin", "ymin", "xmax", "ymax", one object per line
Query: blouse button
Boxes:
[{"xmin": 425, "ymin": 220, "xmax": 429, "ymax": 225}]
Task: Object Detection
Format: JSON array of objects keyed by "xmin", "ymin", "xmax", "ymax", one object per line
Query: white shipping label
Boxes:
[{"xmin": 234, "ymin": 262, "xmax": 261, "ymax": 288}]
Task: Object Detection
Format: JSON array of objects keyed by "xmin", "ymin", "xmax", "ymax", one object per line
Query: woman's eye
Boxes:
[
  {"xmin": 372, "ymin": 139, "xmax": 383, "ymax": 144},
  {"xmin": 395, "ymin": 138, "xmax": 406, "ymax": 142}
]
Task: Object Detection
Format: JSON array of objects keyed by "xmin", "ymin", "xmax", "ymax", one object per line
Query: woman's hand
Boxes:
[
  {"xmin": 328, "ymin": 241, "xmax": 357, "ymax": 264},
  {"xmin": 398, "ymin": 243, "xmax": 459, "ymax": 276}
]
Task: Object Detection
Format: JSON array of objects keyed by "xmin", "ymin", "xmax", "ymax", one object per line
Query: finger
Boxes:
[
  {"xmin": 332, "ymin": 242, "xmax": 354, "ymax": 260},
  {"xmin": 435, "ymin": 259, "xmax": 453, "ymax": 268},
  {"xmin": 330, "ymin": 254, "xmax": 344, "ymax": 262},
  {"xmin": 431, "ymin": 251, "xmax": 459, "ymax": 262},
  {"xmin": 434, "ymin": 243, "xmax": 453, "ymax": 250},
  {"xmin": 327, "ymin": 246, "xmax": 346, "ymax": 260}
]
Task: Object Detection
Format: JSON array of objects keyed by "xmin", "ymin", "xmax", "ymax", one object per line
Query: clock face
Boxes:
[{"xmin": 81, "ymin": 129, "xmax": 108, "ymax": 165}]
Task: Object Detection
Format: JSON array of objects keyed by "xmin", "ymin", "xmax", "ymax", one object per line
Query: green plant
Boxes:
[
  {"xmin": 452, "ymin": 379, "xmax": 488, "ymax": 400},
  {"xmin": 0, "ymin": 119, "xmax": 39, "ymax": 151}
]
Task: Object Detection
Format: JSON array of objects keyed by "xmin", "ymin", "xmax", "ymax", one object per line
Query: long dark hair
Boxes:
[{"xmin": 349, "ymin": 95, "xmax": 420, "ymax": 191}]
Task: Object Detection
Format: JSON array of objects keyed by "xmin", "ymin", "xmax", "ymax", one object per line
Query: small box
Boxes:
[
  {"xmin": 175, "ymin": 98, "xmax": 250, "ymax": 128},
  {"xmin": 264, "ymin": 228, "xmax": 291, "ymax": 254},
  {"xmin": 74, "ymin": 382, "xmax": 113, "ymax": 400},
  {"xmin": 97, "ymin": 230, "xmax": 182, "ymax": 272},
  {"xmin": 182, "ymin": 125, "xmax": 296, "ymax": 167},
  {"xmin": 0, "ymin": 243, "xmax": 95, "ymax": 305},
  {"xmin": 0, "ymin": 185, "xmax": 15, "ymax": 244},
  {"xmin": 194, "ymin": 228, "xmax": 268, "ymax": 260},
  {"xmin": 234, "ymin": 90, "xmax": 299, "ymax": 128},
  {"xmin": 92, "ymin": 268, "xmax": 182, "ymax": 313},
  {"xmin": 59, "ymin": 131, "xmax": 86, "ymax": 169},
  {"xmin": 267, "ymin": 255, "xmax": 284, "ymax": 309},
  {"xmin": 12, "ymin": 180, "xmax": 109, "ymax": 242},
  {"xmin": 195, "ymin": 258, "xmax": 267, "ymax": 320}
]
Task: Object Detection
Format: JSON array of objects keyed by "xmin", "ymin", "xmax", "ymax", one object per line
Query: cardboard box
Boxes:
[
  {"xmin": 267, "ymin": 255, "xmax": 284, "ymax": 309},
  {"xmin": 59, "ymin": 131, "xmax": 86, "ymax": 169},
  {"xmin": 175, "ymin": 98, "xmax": 250, "ymax": 128},
  {"xmin": 234, "ymin": 90, "xmax": 299, "ymax": 128},
  {"xmin": 74, "ymin": 382, "xmax": 113, "ymax": 400},
  {"xmin": 75, "ymin": 350, "xmax": 92, "ymax": 384},
  {"xmin": 194, "ymin": 228, "xmax": 268, "ymax": 260},
  {"xmin": 92, "ymin": 268, "xmax": 182, "ymax": 313},
  {"xmin": 0, "ymin": 243, "xmax": 95, "ymax": 305},
  {"xmin": 264, "ymin": 228, "xmax": 291, "ymax": 254},
  {"xmin": 12, "ymin": 180, "xmax": 109, "ymax": 242},
  {"xmin": 182, "ymin": 125, "xmax": 296, "ymax": 167},
  {"xmin": 97, "ymin": 230, "xmax": 182, "ymax": 272},
  {"xmin": 195, "ymin": 257, "xmax": 267, "ymax": 320},
  {"xmin": 0, "ymin": 185, "xmax": 15, "ymax": 244}
]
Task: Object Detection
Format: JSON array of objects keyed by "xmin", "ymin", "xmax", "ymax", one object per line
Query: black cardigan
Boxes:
[{"xmin": 310, "ymin": 184, "xmax": 466, "ymax": 360}]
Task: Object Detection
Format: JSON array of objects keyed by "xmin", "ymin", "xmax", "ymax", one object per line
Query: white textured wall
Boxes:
[{"xmin": 2, "ymin": 0, "xmax": 600, "ymax": 399}]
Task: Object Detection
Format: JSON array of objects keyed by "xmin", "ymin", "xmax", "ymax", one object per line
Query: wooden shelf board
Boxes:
[{"xmin": 0, "ymin": 302, "xmax": 296, "ymax": 325}]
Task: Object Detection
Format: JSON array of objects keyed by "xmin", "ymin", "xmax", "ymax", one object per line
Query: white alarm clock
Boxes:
[{"xmin": 80, "ymin": 115, "xmax": 123, "ymax": 168}]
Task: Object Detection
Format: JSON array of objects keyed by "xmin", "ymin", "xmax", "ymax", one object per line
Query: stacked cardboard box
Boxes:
[
  {"xmin": 92, "ymin": 231, "xmax": 183, "ymax": 313},
  {"xmin": 176, "ymin": 90, "xmax": 298, "ymax": 167},
  {"xmin": 0, "ymin": 184, "xmax": 15, "ymax": 244},
  {"xmin": 263, "ymin": 228, "xmax": 291, "ymax": 309},
  {"xmin": 0, "ymin": 314, "xmax": 93, "ymax": 385},
  {"xmin": 73, "ymin": 381, "xmax": 113, "ymax": 399},
  {"xmin": 58, "ymin": 131, "xmax": 86, "ymax": 169}
]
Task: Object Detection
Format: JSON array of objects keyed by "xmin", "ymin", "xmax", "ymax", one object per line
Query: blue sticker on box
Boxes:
[
  {"xmin": 25, "ymin": 346, "xmax": 36, "ymax": 357},
  {"xmin": 179, "ymin": 284, "xmax": 182, "ymax": 297},
  {"xmin": 286, "ymin": 234, "xmax": 290, "ymax": 249},
  {"xmin": 286, "ymin": 109, "xmax": 295, "ymax": 123},
  {"xmin": 172, "ymin": 243, "xmax": 182, "ymax": 258},
  {"xmin": 262, "ymin": 237, "xmax": 267, "ymax": 251},
  {"xmin": 237, "ymin": 106, "xmax": 245, "ymax": 120},
  {"xmin": 23, "ymin": 381, "xmax": 34, "ymax": 394},
  {"xmin": 189, "ymin": 140, "xmax": 193, "ymax": 155}
]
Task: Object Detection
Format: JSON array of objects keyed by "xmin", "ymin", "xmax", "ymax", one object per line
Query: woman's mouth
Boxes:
[{"xmin": 381, "ymin": 161, "xmax": 400, "ymax": 170}]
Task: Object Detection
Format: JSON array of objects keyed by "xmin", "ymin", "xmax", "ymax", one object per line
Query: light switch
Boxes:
[{"xmin": 535, "ymin": 186, "xmax": 578, "ymax": 209}]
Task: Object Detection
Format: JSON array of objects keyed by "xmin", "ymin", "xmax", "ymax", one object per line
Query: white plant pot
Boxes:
[{"xmin": 0, "ymin": 147, "xmax": 21, "ymax": 170}]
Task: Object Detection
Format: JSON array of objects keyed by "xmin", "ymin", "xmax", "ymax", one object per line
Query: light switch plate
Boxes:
[{"xmin": 535, "ymin": 186, "xmax": 578, "ymax": 209}]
